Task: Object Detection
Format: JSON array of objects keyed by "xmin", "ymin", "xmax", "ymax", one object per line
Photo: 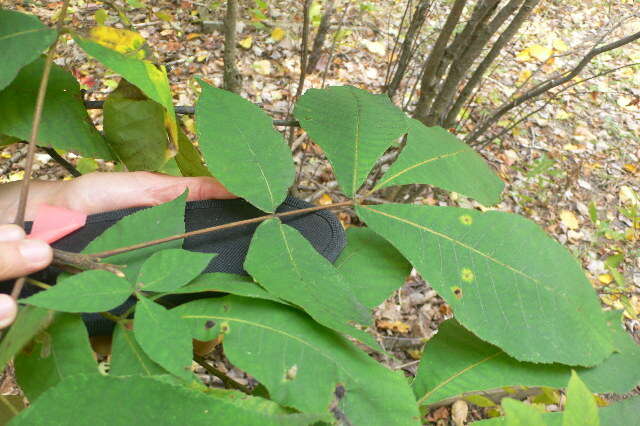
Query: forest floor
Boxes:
[{"xmin": 1, "ymin": 0, "xmax": 639, "ymax": 423}]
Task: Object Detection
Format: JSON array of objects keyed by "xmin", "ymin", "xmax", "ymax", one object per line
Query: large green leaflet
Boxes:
[
  {"xmin": 294, "ymin": 86, "xmax": 407, "ymax": 197},
  {"xmin": 110, "ymin": 321, "xmax": 166, "ymax": 377},
  {"xmin": 195, "ymin": 81, "xmax": 294, "ymax": 212},
  {"xmin": 174, "ymin": 296, "xmax": 421, "ymax": 426},
  {"xmin": 335, "ymin": 227, "xmax": 411, "ymax": 308},
  {"xmin": 563, "ymin": 371, "xmax": 599, "ymax": 426},
  {"xmin": 374, "ymin": 119, "xmax": 504, "ymax": 205},
  {"xmin": 166, "ymin": 273, "xmax": 282, "ymax": 303},
  {"xmin": 244, "ymin": 219, "xmax": 375, "ymax": 347},
  {"xmin": 21, "ymin": 270, "xmax": 133, "ymax": 312},
  {"xmin": 501, "ymin": 398, "xmax": 547, "ymax": 426},
  {"xmin": 0, "ymin": 9, "xmax": 56, "ymax": 91},
  {"xmin": 136, "ymin": 249, "xmax": 215, "ymax": 292},
  {"xmin": 0, "ymin": 58, "xmax": 113, "ymax": 159},
  {"xmin": 133, "ymin": 296, "xmax": 193, "ymax": 381},
  {"xmin": 357, "ymin": 203, "xmax": 613, "ymax": 366},
  {"xmin": 15, "ymin": 314, "xmax": 98, "ymax": 401},
  {"xmin": 11, "ymin": 375, "xmax": 316, "ymax": 425},
  {"xmin": 0, "ymin": 306, "xmax": 54, "ymax": 372},
  {"xmin": 413, "ymin": 313, "xmax": 640, "ymax": 406},
  {"xmin": 103, "ymin": 80, "xmax": 173, "ymax": 171},
  {"xmin": 74, "ymin": 33, "xmax": 178, "ymax": 149},
  {"xmin": 82, "ymin": 191, "xmax": 187, "ymax": 281},
  {"xmin": 175, "ymin": 125, "xmax": 211, "ymax": 177}
]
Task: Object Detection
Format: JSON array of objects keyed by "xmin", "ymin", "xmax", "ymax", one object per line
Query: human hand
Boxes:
[
  {"xmin": 0, "ymin": 224, "xmax": 53, "ymax": 328},
  {"xmin": 0, "ymin": 171, "xmax": 236, "ymax": 223}
]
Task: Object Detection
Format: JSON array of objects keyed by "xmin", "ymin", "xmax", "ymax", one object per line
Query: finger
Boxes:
[
  {"xmin": 67, "ymin": 172, "xmax": 236, "ymax": 215},
  {"xmin": 0, "ymin": 294, "xmax": 18, "ymax": 329},
  {"xmin": 0, "ymin": 225, "xmax": 53, "ymax": 282}
]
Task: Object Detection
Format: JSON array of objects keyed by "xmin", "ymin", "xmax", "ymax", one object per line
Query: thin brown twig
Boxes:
[
  {"xmin": 60, "ymin": 201, "xmax": 354, "ymax": 261},
  {"xmin": 11, "ymin": 0, "xmax": 71, "ymax": 300}
]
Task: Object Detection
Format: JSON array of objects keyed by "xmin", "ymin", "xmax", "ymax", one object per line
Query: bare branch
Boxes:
[
  {"xmin": 466, "ymin": 29, "xmax": 640, "ymax": 143},
  {"xmin": 306, "ymin": 0, "xmax": 336, "ymax": 74},
  {"xmin": 223, "ymin": 0, "xmax": 242, "ymax": 94}
]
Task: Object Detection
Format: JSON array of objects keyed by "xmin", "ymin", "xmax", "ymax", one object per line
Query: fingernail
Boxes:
[
  {"xmin": 19, "ymin": 239, "xmax": 52, "ymax": 264},
  {"xmin": 0, "ymin": 225, "xmax": 25, "ymax": 242},
  {"xmin": 0, "ymin": 294, "xmax": 18, "ymax": 329}
]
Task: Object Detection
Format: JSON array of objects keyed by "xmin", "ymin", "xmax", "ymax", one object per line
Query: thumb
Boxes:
[{"xmin": 0, "ymin": 225, "xmax": 53, "ymax": 282}]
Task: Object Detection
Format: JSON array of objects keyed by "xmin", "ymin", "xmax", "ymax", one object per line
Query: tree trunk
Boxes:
[
  {"xmin": 413, "ymin": 0, "xmax": 467, "ymax": 121},
  {"xmin": 443, "ymin": 0, "xmax": 538, "ymax": 128},
  {"xmin": 306, "ymin": 0, "xmax": 336, "ymax": 74},
  {"xmin": 422, "ymin": 0, "xmax": 500, "ymax": 126},
  {"xmin": 386, "ymin": 0, "xmax": 432, "ymax": 99},
  {"xmin": 223, "ymin": 0, "xmax": 241, "ymax": 94}
]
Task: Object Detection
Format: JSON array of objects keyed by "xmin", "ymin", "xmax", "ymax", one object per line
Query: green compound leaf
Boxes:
[
  {"xmin": 335, "ymin": 227, "xmax": 411, "ymax": 308},
  {"xmin": 133, "ymin": 296, "xmax": 193, "ymax": 381},
  {"xmin": 294, "ymin": 86, "xmax": 407, "ymax": 197},
  {"xmin": 103, "ymin": 79, "xmax": 173, "ymax": 171},
  {"xmin": 245, "ymin": 219, "xmax": 375, "ymax": 347},
  {"xmin": 15, "ymin": 314, "xmax": 98, "ymax": 401},
  {"xmin": 137, "ymin": 249, "xmax": 215, "ymax": 292},
  {"xmin": 563, "ymin": 371, "xmax": 599, "ymax": 426},
  {"xmin": 357, "ymin": 203, "xmax": 613, "ymax": 366},
  {"xmin": 414, "ymin": 312, "xmax": 640, "ymax": 406},
  {"xmin": 110, "ymin": 321, "xmax": 166, "ymax": 377},
  {"xmin": 175, "ymin": 125, "xmax": 211, "ymax": 177},
  {"xmin": 195, "ymin": 81, "xmax": 294, "ymax": 212},
  {"xmin": 0, "ymin": 306, "xmax": 54, "ymax": 373},
  {"xmin": 21, "ymin": 270, "xmax": 133, "ymax": 313},
  {"xmin": 83, "ymin": 191, "xmax": 187, "ymax": 281},
  {"xmin": 166, "ymin": 273, "xmax": 282, "ymax": 303},
  {"xmin": 374, "ymin": 119, "xmax": 504, "ymax": 205},
  {"xmin": 74, "ymin": 31, "xmax": 178, "ymax": 151},
  {"xmin": 0, "ymin": 58, "xmax": 113, "ymax": 159},
  {"xmin": 11, "ymin": 375, "xmax": 317, "ymax": 425},
  {"xmin": 0, "ymin": 9, "xmax": 56, "ymax": 91},
  {"xmin": 175, "ymin": 296, "xmax": 421, "ymax": 426}
]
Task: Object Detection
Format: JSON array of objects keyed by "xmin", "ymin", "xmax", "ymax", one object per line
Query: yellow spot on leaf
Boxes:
[
  {"xmin": 459, "ymin": 214, "xmax": 473, "ymax": 226},
  {"xmin": 460, "ymin": 268, "xmax": 475, "ymax": 283}
]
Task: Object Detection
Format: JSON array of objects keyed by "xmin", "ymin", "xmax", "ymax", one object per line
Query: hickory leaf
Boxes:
[
  {"xmin": 195, "ymin": 81, "xmax": 294, "ymax": 212},
  {"xmin": 137, "ymin": 249, "xmax": 215, "ymax": 292},
  {"xmin": 110, "ymin": 321, "xmax": 166, "ymax": 377},
  {"xmin": 294, "ymin": 86, "xmax": 407, "ymax": 197},
  {"xmin": 165, "ymin": 273, "xmax": 282, "ymax": 303},
  {"xmin": 21, "ymin": 270, "xmax": 133, "ymax": 313},
  {"xmin": 374, "ymin": 119, "xmax": 504, "ymax": 205},
  {"xmin": 244, "ymin": 219, "xmax": 375, "ymax": 347},
  {"xmin": 335, "ymin": 227, "xmax": 411, "ymax": 308},
  {"xmin": 0, "ymin": 58, "xmax": 113, "ymax": 159},
  {"xmin": 15, "ymin": 314, "xmax": 98, "ymax": 401},
  {"xmin": 133, "ymin": 296, "xmax": 193, "ymax": 381},
  {"xmin": 0, "ymin": 9, "xmax": 56, "ymax": 91},
  {"xmin": 357, "ymin": 203, "xmax": 613, "ymax": 366},
  {"xmin": 0, "ymin": 306, "xmax": 54, "ymax": 373},
  {"xmin": 413, "ymin": 312, "xmax": 640, "ymax": 407},
  {"xmin": 175, "ymin": 296, "xmax": 421, "ymax": 425}
]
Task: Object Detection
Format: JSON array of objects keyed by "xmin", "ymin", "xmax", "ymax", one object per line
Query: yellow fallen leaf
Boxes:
[
  {"xmin": 560, "ymin": 209, "xmax": 579, "ymax": 229},
  {"xmin": 0, "ymin": 152, "xmax": 10, "ymax": 159},
  {"xmin": 552, "ymin": 38, "xmax": 568, "ymax": 52},
  {"xmin": 8, "ymin": 171, "xmax": 24, "ymax": 182},
  {"xmin": 515, "ymin": 48, "xmax": 531, "ymax": 62},
  {"xmin": 555, "ymin": 110, "xmax": 570, "ymax": 120},
  {"xmin": 516, "ymin": 69, "xmax": 531, "ymax": 84},
  {"xmin": 239, "ymin": 36, "xmax": 253, "ymax": 49},
  {"xmin": 361, "ymin": 39, "xmax": 385, "ymax": 56},
  {"xmin": 316, "ymin": 193, "xmax": 333, "ymax": 206},
  {"xmin": 619, "ymin": 186, "xmax": 639, "ymax": 205},
  {"xmin": 186, "ymin": 33, "xmax": 202, "ymax": 40},
  {"xmin": 155, "ymin": 11, "xmax": 173, "ymax": 22},
  {"xmin": 252, "ymin": 59, "xmax": 272, "ymax": 75},
  {"xmin": 528, "ymin": 44, "xmax": 552, "ymax": 61},
  {"xmin": 598, "ymin": 274, "xmax": 613, "ymax": 284},
  {"xmin": 376, "ymin": 320, "xmax": 411, "ymax": 334},
  {"xmin": 623, "ymin": 163, "xmax": 637, "ymax": 174},
  {"xmin": 270, "ymin": 27, "xmax": 285, "ymax": 42}
]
